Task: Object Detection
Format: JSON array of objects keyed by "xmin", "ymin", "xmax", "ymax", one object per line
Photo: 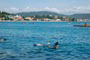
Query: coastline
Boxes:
[
  {"xmin": 0, "ymin": 20, "xmax": 90, "ymax": 23},
  {"xmin": 0, "ymin": 20, "xmax": 69, "ymax": 22}
]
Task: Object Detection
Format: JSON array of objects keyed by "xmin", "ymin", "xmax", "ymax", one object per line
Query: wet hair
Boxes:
[
  {"xmin": 52, "ymin": 42, "xmax": 59, "ymax": 49},
  {"xmin": 34, "ymin": 44, "xmax": 37, "ymax": 46},
  {"xmin": 54, "ymin": 42, "xmax": 59, "ymax": 46}
]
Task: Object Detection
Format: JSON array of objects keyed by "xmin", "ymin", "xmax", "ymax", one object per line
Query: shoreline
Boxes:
[
  {"xmin": 0, "ymin": 20, "xmax": 90, "ymax": 23},
  {"xmin": 0, "ymin": 20, "xmax": 71, "ymax": 22},
  {"xmin": 0, "ymin": 21, "xmax": 89, "ymax": 23}
]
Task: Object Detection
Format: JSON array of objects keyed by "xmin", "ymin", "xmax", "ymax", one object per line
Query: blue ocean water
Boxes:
[{"xmin": 0, "ymin": 22, "xmax": 90, "ymax": 60}]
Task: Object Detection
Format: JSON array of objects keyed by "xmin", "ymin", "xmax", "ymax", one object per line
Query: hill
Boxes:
[
  {"xmin": 0, "ymin": 11, "xmax": 10, "ymax": 17},
  {"xmin": 15, "ymin": 11, "xmax": 90, "ymax": 19},
  {"xmin": 70, "ymin": 13, "xmax": 90, "ymax": 19},
  {"xmin": 15, "ymin": 11, "xmax": 65, "ymax": 16}
]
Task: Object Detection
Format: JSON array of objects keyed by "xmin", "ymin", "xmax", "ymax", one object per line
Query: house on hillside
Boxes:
[
  {"xmin": 25, "ymin": 16, "xmax": 33, "ymax": 21},
  {"xmin": 13, "ymin": 15, "xmax": 24, "ymax": 21}
]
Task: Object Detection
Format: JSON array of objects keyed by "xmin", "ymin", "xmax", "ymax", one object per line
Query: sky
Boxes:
[{"xmin": 0, "ymin": 0, "xmax": 90, "ymax": 15}]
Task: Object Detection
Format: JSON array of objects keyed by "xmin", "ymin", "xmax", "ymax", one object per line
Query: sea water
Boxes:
[{"xmin": 0, "ymin": 22, "xmax": 90, "ymax": 60}]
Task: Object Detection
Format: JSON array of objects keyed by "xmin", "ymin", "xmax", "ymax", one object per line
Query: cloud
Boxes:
[
  {"xmin": 59, "ymin": 7, "xmax": 90, "ymax": 14},
  {"xmin": 43, "ymin": 7, "xmax": 60, "ymax": 13},
  {"xmin": 2, "ymin": 6, "xmax": 90, "ymax": 14},
  {"xmin": 2, "ymin": 7, "xmax": 61, "ymax": 13},
  {"xmin": 3, "ymin": 7, "xmax": 20, "ymax": 13},
  {"xmin": 21, "ymin": 7, "xmax": 60, "ymax": 13}
]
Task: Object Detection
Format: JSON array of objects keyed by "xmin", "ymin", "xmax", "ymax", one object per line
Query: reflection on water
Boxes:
[{"xmin": 0, "ymin": 22, "xmax": 90, "ymax": 60}]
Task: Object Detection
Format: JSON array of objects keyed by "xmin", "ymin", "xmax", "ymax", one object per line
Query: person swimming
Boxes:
[
  {"xmin": 48, "ymin": 42, "xmax": 59, "ymax": 49},
  {"xmin": 34, "ymin": 41, "xmax": 59, "ymax": 49},
  {"xmin": 0, "ymin": 38, "xmax": 7, "ymax": 42},
  {"xmin": 53, "ymin": 42, "xmax": 59, "ymax": 49}
]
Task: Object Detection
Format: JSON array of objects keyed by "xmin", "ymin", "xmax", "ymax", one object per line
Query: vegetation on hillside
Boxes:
[{"xmin": 0, "ymin": 11, "xmax": 10, "ymax": 17}]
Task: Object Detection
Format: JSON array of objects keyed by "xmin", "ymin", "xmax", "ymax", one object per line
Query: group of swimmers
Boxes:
[
  {"xmin": 0, "ymin": 37, "xmax": 59, "ymax": 49},
  {"xmin": 34, "ymin": 41, "xmax": 59, "ymax": 49}
]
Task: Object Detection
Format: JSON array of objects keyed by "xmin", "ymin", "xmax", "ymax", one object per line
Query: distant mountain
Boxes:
[
  {"xmin": 70, "ymin": 13, "xmax": 90, "ymax": 19},
  {"xmin": 15, "ymin": 11, "xmax": 65, "ymax": 16},
  {"xmin": 15, "ymin": 11, "xmax": 90, "ymax": 19}
]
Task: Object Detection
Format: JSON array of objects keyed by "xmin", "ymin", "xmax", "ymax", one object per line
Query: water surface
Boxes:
[{"xmin": 0, "ymin": 22, "xmax": 90, "ymax": 60}]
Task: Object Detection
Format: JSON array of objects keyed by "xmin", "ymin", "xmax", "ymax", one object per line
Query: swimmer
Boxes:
[
  {"xmin": 0, "ymin": 38, "xmax": 7, "ymax": 42},
  {"xmin": 53, "ymin": 42, "xmax": 59, "ymax": 49},
  {"xmin": 48, "ymin": 42, "xmax": 59, "ymax": 49},
  {"xmin": 34, "ymin": 41, "xmax": 59, "ymax": 49}
]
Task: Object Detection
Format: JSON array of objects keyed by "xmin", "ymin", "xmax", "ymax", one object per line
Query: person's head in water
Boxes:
[
  {"xmin": 55, "ymin": 42, "xmax": 59, "ymax": 46},
  {"xmin": 53, "ymin": 42, "xmax": 59, "ymax": 49}
]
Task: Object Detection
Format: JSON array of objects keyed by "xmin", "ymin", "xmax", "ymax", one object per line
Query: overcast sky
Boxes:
[{"xmin": 0, "ymin": 0, "xmax": 90, "ymax": 14}]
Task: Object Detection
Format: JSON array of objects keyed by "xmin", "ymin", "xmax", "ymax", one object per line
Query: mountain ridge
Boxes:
[
  {"xmin": 15, "ymin": 11, "xmax": 65, "ymax": 16},
  {"xmin": 70, "ymin": 13, "xmax": 90, "ymax": 19},
  {"xmin": 15, "ymin": 11, "xmax": 90, "ymax": 19}
]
